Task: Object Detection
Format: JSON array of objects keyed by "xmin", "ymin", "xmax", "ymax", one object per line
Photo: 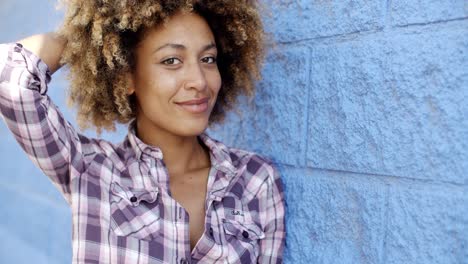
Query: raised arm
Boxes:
[
  {"xmin": 0, "ymin": 34, "xmax": 83, "ymax": 203},
  {"xmin": 17, "ymin": 32, "xmax": 66, "ymax": 74}
]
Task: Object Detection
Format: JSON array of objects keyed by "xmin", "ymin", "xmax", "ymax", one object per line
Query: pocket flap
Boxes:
[
  {"xmin": 222, "ymin": 219, "xmax": 265, "ymax": 240},
  {"xmin": 111, "ymin": 182, "xmax": 158, "ymax": 206}
]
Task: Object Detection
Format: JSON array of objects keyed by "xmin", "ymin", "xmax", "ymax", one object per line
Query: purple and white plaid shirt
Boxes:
[{"xmin": 0, "ymin": 43, "xmax": 285, "ymax": 263}]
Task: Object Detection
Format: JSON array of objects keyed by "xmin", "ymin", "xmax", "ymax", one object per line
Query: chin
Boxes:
[{"xmin": 174, "ymin": 120, "xmax": 209, "ymax": 137}]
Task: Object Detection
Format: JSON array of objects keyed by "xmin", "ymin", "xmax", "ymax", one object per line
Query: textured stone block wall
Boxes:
[
  {"xmin": 210, "ymin": 1, "xmax": 468, "ymax": 263},
  {"xmin": 0, "ymin": 1, "xmax": 467, "ymax": 263}
]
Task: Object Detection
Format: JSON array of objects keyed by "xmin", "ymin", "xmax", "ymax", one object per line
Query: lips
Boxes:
[{"xmin": 175, "ymin": 97, "xmax": 210, "ymax": 114}]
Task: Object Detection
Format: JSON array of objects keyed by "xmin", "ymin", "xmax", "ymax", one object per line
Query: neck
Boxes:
[{"xmin": 135, "ymin": 119, "xmax": 210, "ymax": 178}]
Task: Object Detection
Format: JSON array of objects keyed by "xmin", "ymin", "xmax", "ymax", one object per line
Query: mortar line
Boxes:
[
  {"xmin": 393, "ymin": 16, "xmax": 468, "ymax": 28},
  {"xmin": 302, "ymin": 46, "xmax": 312, "ymax": 167},
  {"xmin": 270, "ymin": 28, "xmax": 384, "ymax": 46},
  {"xmin": 279, "ymin": 163, "xmax": 468, "ymax": 189},
  {"xmin": 384, "ymin": 0, "xmax": 393, "ymax": 30},
  {"xmin": 381, "ymin": 185, "xmax": 390, "ymax": 264},
  {"xmin": 267, "ymin": 16, "xmax": 467, "ymax": 47}
]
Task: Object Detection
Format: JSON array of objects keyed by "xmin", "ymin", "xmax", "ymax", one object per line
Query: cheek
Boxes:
[
  {"xmin": 210, "ymin": 72, "xmax": 222, "ymax": 95},
  {"xmin": 138, "ymin": 71, "xmax": 179, "ymax": 98}
]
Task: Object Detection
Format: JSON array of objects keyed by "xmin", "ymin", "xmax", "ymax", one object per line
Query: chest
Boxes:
[
  {"xmin": 169, "ymin": 168, "xmax": 210, "ymax": 250},
  {"xmin": 75, "ymin": 158, "xmax": 264, "ymax": 263}
]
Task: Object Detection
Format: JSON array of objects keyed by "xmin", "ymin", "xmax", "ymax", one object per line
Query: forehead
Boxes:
[{"xmin": 139, "ymin": 11, "xmax": 215, "ymax": 49}]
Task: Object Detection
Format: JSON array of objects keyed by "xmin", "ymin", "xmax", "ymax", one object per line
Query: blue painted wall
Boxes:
[{"xmin": 0, "ymin": 1, "xmax": 467, "ymax": 263}]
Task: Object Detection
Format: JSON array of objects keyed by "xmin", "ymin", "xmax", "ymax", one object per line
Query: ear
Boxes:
[{"xmin": 125, "ymin": 72, "xmax": 135, "ymax": 95}]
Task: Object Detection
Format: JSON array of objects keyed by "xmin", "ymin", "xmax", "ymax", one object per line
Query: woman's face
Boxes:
[{"xmin": 128, "ymin": 11, "xmax": 221, "ymax": 138}]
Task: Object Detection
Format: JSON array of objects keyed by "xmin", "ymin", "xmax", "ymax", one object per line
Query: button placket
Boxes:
[{"xmin": 209, "ymin": 227, "xmax": 214, "ymax": 238}]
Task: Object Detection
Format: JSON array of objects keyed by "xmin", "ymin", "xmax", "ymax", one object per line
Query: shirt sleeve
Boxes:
[
  {"xmin": 0, "ymin": 42, "xmax": 83, "ymax": 203},
  {"xmin": 257, "ymin": 163, "xmax": 286, "ymax": 264}
]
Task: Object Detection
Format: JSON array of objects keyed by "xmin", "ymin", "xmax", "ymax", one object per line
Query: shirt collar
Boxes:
[
  {"xmin": 127, "ymin": 120, "xmax": 164, "ymax": 161},
  {"xmin": 126, "ymin": 119, "xmax": 237, "ymax": 176},
  {"xmin": 198, "ymin": 133, "xmax": 237, "ymax": 176}
]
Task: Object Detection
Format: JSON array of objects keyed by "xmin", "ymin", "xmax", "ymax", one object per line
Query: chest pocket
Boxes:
[
  {"xmin": 109, "ymin": 182, "xmax": 161, "ymax": 241},
  {"xmin": 221, "ymin": 216, "xmax": 265, "ymax": 263},
  {"xmin": 215, "ymin": 194, "xmax": 265, "ymax": 263}
]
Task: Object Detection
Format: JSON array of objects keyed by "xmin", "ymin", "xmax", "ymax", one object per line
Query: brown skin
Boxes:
[
  {"xmin": 18, "ymin": 32, "xmax": 66, "ymax": 74},
  {"xmin": 17, "ymin": 0, "xmax": 266, "ymax": 253},
  {"xmin": 128, "ymin": 11, "xmax": 221, "ymax": 163},
  {"xmin": 57, "ymin": 0, "xmax": 265, "ymax": 132},
  {"xmin": 127, "ymin": 12, "xmax": 221, "ymax": 249},
  {"xmin": 17, "ymin": 12, "xmax": 220, "ymax": 251}
]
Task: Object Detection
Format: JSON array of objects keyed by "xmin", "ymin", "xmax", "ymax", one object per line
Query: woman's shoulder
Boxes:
[
  {"xmin": 228, "ymin": 147, "xmax": 274, "ymax": 168},
  {"xmin": 203, "ymin": 134, "xmax": 279, "ymax": 180},
  {"xmin": 224, "ymin": 145, "xmax": 281, "ymax": 185},
  {"xmin": 76, "ymin": 133, "xmax": 129, "ymax": 168},
  {"xmin": 221, "ymin": 145, "xmax": 284, "ymax": 202}
]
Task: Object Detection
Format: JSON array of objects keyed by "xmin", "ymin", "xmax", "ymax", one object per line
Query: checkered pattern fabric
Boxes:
[{"xmin": 0, "ymin": 43, "xmax": 285, "ymax": 264}]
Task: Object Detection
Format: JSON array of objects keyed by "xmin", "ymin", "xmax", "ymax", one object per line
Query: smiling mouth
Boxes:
[{"xmin": 175, "ymin": 97, "xmax": 210, "ymax": 114}]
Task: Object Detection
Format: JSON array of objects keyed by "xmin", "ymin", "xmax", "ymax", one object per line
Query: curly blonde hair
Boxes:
[{"xmin": 58, "ymin": 0, "xmax": 265, "ymax": 132}]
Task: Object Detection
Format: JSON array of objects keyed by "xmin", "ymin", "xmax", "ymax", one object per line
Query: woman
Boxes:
[{"xmin": 0, "ymin": 1, "xmax": 285, "ymax": 263}]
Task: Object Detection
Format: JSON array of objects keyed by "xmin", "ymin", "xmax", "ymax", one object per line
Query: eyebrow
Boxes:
[{"xmin": 153, "ymin": 43, "xmax": 217, "ymax": 54}]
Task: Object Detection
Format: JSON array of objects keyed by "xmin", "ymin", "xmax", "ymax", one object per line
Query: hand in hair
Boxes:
[{"xmin": 18, "ymin": 32, "xmax": 67, "ymax": 74}]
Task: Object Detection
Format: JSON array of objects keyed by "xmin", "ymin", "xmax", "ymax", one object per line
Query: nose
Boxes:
[{"xmin": 183, "ymin": 62, "xmax": 208, "ymax": 92}]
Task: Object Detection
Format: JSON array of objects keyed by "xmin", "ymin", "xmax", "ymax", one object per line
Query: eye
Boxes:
[
  {"xmin": 162, "ymin": 57, "xmax": 182, "ymax": 65},
  {"xmin": 201, "ymin": 56, "xmax": 217, "ymax": 64}
]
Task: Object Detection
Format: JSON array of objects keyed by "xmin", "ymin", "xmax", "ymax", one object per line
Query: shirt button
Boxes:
[
  {"xmin": 242, "ymin": 230, "xmax": 249, "ymax": 239},
  {"xmin": 130, "ymin": 196, "xmax": 137, "ymax": 203},
  {"xmin": 180, "ymin": 258, "xmax": 189, "ymax": 264}
]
